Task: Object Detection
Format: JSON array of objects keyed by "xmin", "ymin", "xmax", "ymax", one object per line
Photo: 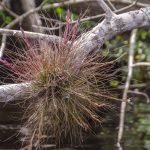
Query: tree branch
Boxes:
[
  {"xmin": 75, "ymin": 7, "xmax": 150, "ymax": 64},
  {"xmin": 0, "ymin": 28, "xmax": 61, "ymax": 42},
  {"xmin": 110, "ymin": 0, "xmax": 150, "ymax": 8},
  {"xmin": 106, "ymin": 0, "xmax": 116, "ymax": 11},
  {"xmin": 117, "ymin": 29, "xmax": 137, "ymax": 149},
  {"xmin": 132, "ymin": 62, "xmax": 150, "ymax": 67},
  {"xmin": 128, "ymin": 90, "xmax": 150, "ymax": 103},
  {"xmin": 5, "ymin": 0, "xmax": 92, "ymax": 29},
  {"xmin": 72, "ymin": 1, "xmax": 139, "ymax": 22},
  {"xmin": 0, "ymin": 1, "xmax": 19, "ymax": 59},
  {"xmin": 97, "ymin": 0, "xmax": 116, "ymax": 21},
  {"xmin": 0, "ymin": 34, "xmax": 7, "ymax": 59},
  {"xmin": 0, "ymin": 82, "xmax": 31, "ymax": 102},
  {"xmin": 0, "ymin": 1, "xmax": 19, "ymax": 18}
]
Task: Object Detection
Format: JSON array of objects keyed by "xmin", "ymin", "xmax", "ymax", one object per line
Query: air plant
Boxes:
[{"xmin": 1, "ymin": 10, "xmax": 120, "ymax": 149}]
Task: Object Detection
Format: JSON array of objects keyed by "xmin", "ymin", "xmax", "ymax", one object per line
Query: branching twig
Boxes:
[
  {"xmin": 42, "ymin": 1, "xmax": 139, "ymax": 24},
  {"xmin": 5, "ymin": 0, "xmax": 92, "ymax": 29},
  {"xmin": 0, "ymin": 2, "xmax": 18, "ymax": 59},
  {"xmin": 132, "ymin": 62, "xmax": 150, "ymax": 67},
  {"xmin": 106, "ymin": 0, "xmax": 116, "ymax": 11},
  {"xmin": 128, "ymin": 90, "xmax": 150, "ymax": 103},
  {"xmin": 72, "ymin": 1, "xmax": 138, "ymax": 22},
  {"xmin": 110, "ymin": 0, "xmax": 150, "ymax": 7},
  {"xmin": 32, "ymin": 24, "xmax": 63, "ymax": 31},
  {"xmin": 118, "ymin": 83, "xmax": 146, "ymax": 89},
  {"xmin": 0, "ymin": 28, "xmax": 61, "ymax": 42},
  {"xmin": 74, "ymin": 7, "xmax": 150, "ymax": 64},
  {"xmin": 97, "ymin": 0, "xmax": 115, "ymax": 21},
  {"xmin": 0, "ymin": 1, "xmax": 19, "ymax": 18},
  {"xmin": 117, "ymin": 29, "xmax": 137, "ymax": 149}
]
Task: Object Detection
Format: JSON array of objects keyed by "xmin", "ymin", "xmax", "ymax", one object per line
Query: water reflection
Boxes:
[{"xmin": 0, "ymin": 102, "xmax": 150, "ymax": 149}]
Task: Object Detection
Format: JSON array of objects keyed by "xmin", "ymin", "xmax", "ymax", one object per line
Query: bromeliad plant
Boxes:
[{"xmin": 1, "ymin": 11, "xmax": 119, "ymax": 149}]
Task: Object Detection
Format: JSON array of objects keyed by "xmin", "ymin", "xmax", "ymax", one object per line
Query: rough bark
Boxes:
[
  {"xmin": 0, "ymin": 28, "xmax": 61, "ymax": 42},
  {"xmin": 0, "ymin": 83, "xmax": 31, "ymax": 102},
  {"xmin": 75, "ymin": 7, "xmax": 150, "ymax": 63}
]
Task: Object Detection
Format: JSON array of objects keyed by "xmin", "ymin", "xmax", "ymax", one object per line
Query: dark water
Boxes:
[{"xmin": 0, "ymin": 102, "xmax": 150, "ymax": 150}]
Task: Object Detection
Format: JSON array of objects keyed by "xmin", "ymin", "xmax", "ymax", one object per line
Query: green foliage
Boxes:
[
  {"xmin": 105, "ymin": 29, "xmax": 150, "ymax": 84},
  {"xmin": 54, "ymin": 7, "xmax": 80, "ymax": 23},
  {"xmin": 54, "ymin": 7, "xmax": 66, "ymax": 21},
  {"xmin": 55, "ymin": 7, "xmax": 63, "ymax": 14},
  {"xmin": 0, "ymin": 10, "xmax": 12, "ymax": 27},
  {"xmin": 80, "ymin": 20, "xmax": 96, "ymax": 30},
  {"xmin": 123, "ymin": 103, "xmax": 150, "ymax": 150},
  {"xmin": 110, "ymin": 80, "xmax": 119, "ymax": 87}
]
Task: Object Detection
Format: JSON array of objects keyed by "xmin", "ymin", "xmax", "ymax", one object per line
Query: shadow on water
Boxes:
[{"xmin": 0, "ymin": 101, "xmax": 150, "ymax": 150}]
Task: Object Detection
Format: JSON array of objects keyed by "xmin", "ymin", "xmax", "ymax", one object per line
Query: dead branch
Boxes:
[
  {"xmin": 0, "ymin": 1, "xmax": 18, "ymax": 59},
  {"xmin": 74, "ymin": 7, "xmax": 150, "ymax": 64},
  {"xmin": 97, "ymin": 0, "xmax": 116, "ymax": 21},
  {"xmin": 5, "ymin": 0, "xmax": 92, "ymax": 29},
  {"xmin": 110, "ymin": 0, "xmax": 150, "ymax": 7},
  {"xmin": 132, "ymin": 62, "xmax": 150, "ymax": 67},
  {"xmin": 0, "ymin": 82, "xmax": 31, "ymax": 102},
  {"xmin": 128, "ymin": 90, "xmax": 150, "ymax": 103},
  {"xmin": 117, "ymin": 29, "xmax": 137, "ymax": 149},
  {"xmin": 0, "ymin": 34, "xmax": 7, "ymax": 59},
  {"xmin": 0, "ymin": 28, "xmax": 61, "ymax": 42},
  {"xmin": 0, "ymin": 1, "xmax": 18, "ymax": 18},
  {"xmin": 106, "ymin": 0, "xmax": 116, "ymax": 11}
]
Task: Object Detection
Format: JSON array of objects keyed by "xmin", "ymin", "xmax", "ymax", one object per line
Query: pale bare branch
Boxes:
[
  {"xmin": 0, "ymin": 2, "xmax": 18, "ymax": 59},
  {"xmin": 5, "ymin": 0, "xmax": 93, "ymax": 29},
  {"xmin": 32, "ymin": 25, "xmax": 62, "ymax": 31},
  {"xmin": 0, "ymin": 82, "xmax": 31, "ymax": 102},
  {"xmin": 0, "ymin": 28, "xmax": 61, "ymax": 42},
  {"xmin": 73, "ymin": 1, "xmax": 139, "ymax": 22},
  {"xmin": 74, "ymin": 7, "xmax": 150, "ymax": 64},
  {"xmin": 0, "ymin": 34, "xmax": 7, "ymax": 59},
  {"xmin": 97, "ymin": 0, "xmax": 116, "ymax": 20},
  {"xmin": 118, "ymin": 83, "xmax": 146, "ymax": 89},
  {"xmin": 106, "ymin": 0, "xmax": 116, "ymax": 11},
  {"xmin": 110, "ymin": 0, "xmax": 150, "ymax": 7},
  {"xmin": 128, "ymin": 90, "xmax": 150, "ymax": 103},
  {"xmin": 0, "ymin": 1, "xmax": 19, "ymax": 18},
  {"xmin": 117, "ymin": 29, "xmax": 137, "ymax": 149},
  {"xmin": 132, "ymin": 62, "xmax": 150, "ymax": 67}
]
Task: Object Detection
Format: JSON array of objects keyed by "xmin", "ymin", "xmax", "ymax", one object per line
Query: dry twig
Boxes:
[
  {"xmin": 117, "ymin": 29, "xmax": 137, "ymax": 149},
  {"xmin": 132, "ymin": 62, "xmax": 150, "ymax": 67},
  {"xmin": 0, "ymin": 28, "xmax": 61, "ymax": 42},
  {"xmin": 97, "ymin": 0, "xmax": 115, "ymax": 21},
  {"xmin": 128, "ymin": 90, "xmax": 150, "ymax": 103}
]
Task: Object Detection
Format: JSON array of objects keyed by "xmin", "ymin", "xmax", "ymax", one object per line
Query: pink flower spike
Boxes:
[
  {"xmin": 0, "ymin": 59, "xmax": 8, "ymax": 65},
  {"xmin": 77, "ymin": 16, "xmax": 80, "ymax": 24},
  {"xmin": 20, "ymin": 26, "xmax": 32, "ymax": 49},
  {"xmin": 66, "ymin": 10, "xmax": 71, "ymax": 24}
]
